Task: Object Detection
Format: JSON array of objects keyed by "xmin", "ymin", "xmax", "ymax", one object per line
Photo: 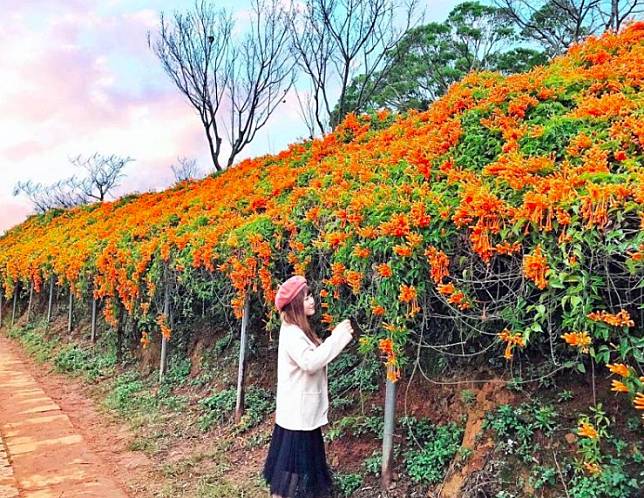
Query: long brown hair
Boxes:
[{"xmin": 281, "ymin": 286, "xmax": 321, "ymax": 346}]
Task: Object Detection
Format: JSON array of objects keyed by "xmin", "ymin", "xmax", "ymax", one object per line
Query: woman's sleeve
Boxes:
[{"xmin": 285, "ymin": 327, "xmax": 352, "ymax": 374}]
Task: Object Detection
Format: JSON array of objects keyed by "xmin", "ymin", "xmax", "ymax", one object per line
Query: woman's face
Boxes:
[{"xmin": 303, "ymin": 289, "xmax": 315, "ymax": 316}]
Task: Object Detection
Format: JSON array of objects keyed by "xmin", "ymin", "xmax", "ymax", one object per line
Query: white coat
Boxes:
[{"xmin": 274, "ymin": 321, "xmax": 353, "ymax": 431}]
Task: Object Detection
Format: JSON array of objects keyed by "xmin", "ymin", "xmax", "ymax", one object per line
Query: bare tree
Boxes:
[
  {"xmin": 171, "ymin": 156, "xmax": 202, "ymax": 182},
  {"xmin": 598, "ymin": 0, "xmax": 643, "ymax": 31},
  {"xmin": 150, "ymin": 0, "xmax": 296, "ymax": 171},
  {"xmin": 287, "ymin": 0, "xmax": 420, "ymax": 135},
  {"xmin": 13, "ymin": 180, "xmax": 79, "ymax": 213},
  {"xmin": 14, "ymin": 153, "xmax": 132, "ymax": 214},
  {"xmin": 70, "ymin": 153, "xmax": 133, "ymax": 202},
  {"xmin": 497, "ymin": 0, "xmax": 642, "ymax": 56}
]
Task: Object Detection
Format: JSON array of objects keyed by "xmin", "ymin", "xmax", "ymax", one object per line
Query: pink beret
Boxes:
[{"xmin": 275, "ymin": 275, "xmax": 307, "ymax": 311}]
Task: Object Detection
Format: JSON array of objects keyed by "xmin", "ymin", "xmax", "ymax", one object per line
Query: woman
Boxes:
[{"xmin": 263, "ymin": 275, "xmax": 354, "ymax": 498}]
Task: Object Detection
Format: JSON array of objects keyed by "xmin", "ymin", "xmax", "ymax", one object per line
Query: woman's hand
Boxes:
[{"xmin": 332, "ymin": 319, "xmax": 353, "ymax": 337}]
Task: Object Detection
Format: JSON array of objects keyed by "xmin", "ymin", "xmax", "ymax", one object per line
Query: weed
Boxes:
[
  {"xmin": 557, "ymin": 390, "xmax": 574, "ymax": 402},
  {"xmin": 362, "ymin": 450, "xmax": 382, "ymax": 476},
  {"xmin": 162, "ymin": 356, "xmax": 192, "ymax": 386},
  {"xmin": 529, "ymin": 465, "xmax": 556, "ymax": 490},
  {"xmin": 460, "ymin": 389, "xmax": 476, "ymax": 405},
  {"xmin": 333, "ymin": 473, "xmax": 362, "ymax": 497},
  {"xmin": 404, "ymin": 422, "xmax": 463, "ymax": 484},
  {"xmin": 105, "ymin": 371, "xmax": 155, "ymax": 415},
  {"xmin": 199, "ymin": 387, "xmax": 273, "ymax": 433}
]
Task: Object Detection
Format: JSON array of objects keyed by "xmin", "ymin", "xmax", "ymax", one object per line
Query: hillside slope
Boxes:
[{"xmin": 1, "ymin": 22, "xmax": 643, "ymax": 498}]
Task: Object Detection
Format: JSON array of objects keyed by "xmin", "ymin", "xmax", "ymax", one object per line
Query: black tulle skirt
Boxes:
[{"xmin": 263, "ymin": 424, "xmax": 333, "ymax": 498}]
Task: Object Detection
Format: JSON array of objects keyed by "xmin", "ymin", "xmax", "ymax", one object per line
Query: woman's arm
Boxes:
[{"xmin": 284, "ymin": 322, "xmax": 352, "ymax": 374}]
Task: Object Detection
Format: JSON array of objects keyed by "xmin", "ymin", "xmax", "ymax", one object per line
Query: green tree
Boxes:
[{"xmin": 336, "ymin": 1, "xmax": 547, "ymax": 116}]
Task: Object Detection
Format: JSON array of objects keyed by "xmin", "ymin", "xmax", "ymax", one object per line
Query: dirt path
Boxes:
[
  {"xmin": 0, "ymin": 336, "xmax": 153, "ymax": 498},
  {"xmin": 0, "ymin": 432, "xmax": 18, "ymax": 498}
]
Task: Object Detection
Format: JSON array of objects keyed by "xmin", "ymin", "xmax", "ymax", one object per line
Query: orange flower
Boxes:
[
  {"xmin": 156, "ymin": 314, "xmax": 172, "ymax": 340},
  {"xmin": 437, "ymin": 283, "xmax": 455, "ymax": 295},
  {"xmin": 606, "ymin": 363, "xmax": 630, "ymax": 378},
  {"xmin": 610, "ymin": 380, "xmax": 629, "ymax": 393},
  {"xmin": 386, "ymin": 366, "xmax": 401, "ymax": 382},
  {"xmin": 140, "ymin": 331, "xmax": 150, "ymax": 349},
  {"xmin": 393, "ymin": 244, "xmax": 412, "ymax": 257},
  {"xmin": 634, "ymin": 392, "xmax": 644, "ymax": 410},
  {"xmin": 614, "ymin": 150, "xmax": 627, "ymax": 161},
  {"xmin": 405, "ymin": 232, "xmax": 423, "ymax": 248},
  {"xmin": 425, "ymin": 246, "xmax": 449, "ymax": 284},
  {"xmin": 345, "ymin": 270, "xmax": 363, "ymax": 294},
  {"xmin": 321, "ymin": 313, "xmax": 333, "ymax": 324},
  {"xmin": 399, "ymin": 284, "xmax": 417, "ymax": 303},
  {"xmin": 577, "ymin": 422, "xmax": 598, "ymax": 439},
  {"xmin": 356, "ymin": 226, "xmax": 378, "ymax": 239},
  {"xmin": 409, "ymin": 202, "xmax": 431, "ymax": 228},
  {"xmin": 561, "ymin": 331, "xmax": 592, "ymax": 353},
  {"xmin": 376, "ymin": 263, "xmax": 393, "ymax": 278},
  {"xmin": 325, "ymin": 231, "xmax": 349, "ymax": 249},
  {"xmin": 523, "ymin": 245, "xmax": 549, "ymax": 289},
  {"xmin": 328, "ymin": 262, "xmax": 346, "ymax": 287},
  {"xmin": 353, "ymin": 245, "xmax": 371, "ymax": 258},
  {"xmin": 584, "ymin": 462, "xmax": 602, "ymax": 475},
  {"xmin": 379, "ymin": 338, "xmax": 400, "ymax": 382},
  {"xmin": 305, "ymin": 206, "xmax": 320, "ymax": 222},
  {"xmin": 371, "ymin": 305, "xmax": 385, "ymax": 316},
  {"xmin": 588, "ymin": 310, "xmax": 635, "ymax": 327},
  {"xmin": 498, "ymin": 329, "xmax": 526, "ymax": 360},
  {"xmin": 379, "ymin": 338, "xmax": 394, "ymax": 356},
  {"xmin": 448, "ymin": 291, "xmax": 470, "ymax": 310}
]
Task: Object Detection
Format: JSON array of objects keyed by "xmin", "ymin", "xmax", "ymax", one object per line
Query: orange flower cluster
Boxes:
[
  {"xmin": 378, "ymin": 338, "xmax": 400, "ymax": 382},
  {"xmin": 393, "ymin": 244, "xmax": 412, "ymax": 257},
  {"xmin": 610, "ymin": 380, "xmax": 629, "ymax": 393},
  {"xmin": 380, "ymin": 214, "xmax": 410, "ymax": 237},
  {"xmin": 584, "ymin": 462, "xmax": 602, "ymax": 475},
  {"xmin": 398, "ymin": 284, "xmax": 417, "ymax": 303},
  {"xmin": 156, "ymin": 314, "xmax": 172, "ymax": 340},
  {"xmin": 577, "ymin": 422, "xmax": 599, "ymax": 439},
  {"xmin": 345, "ymin": 270, "xmax": 363, "ymax": 295},
  {"xmin": 425, "ymin": 246, "xmax": 450, "ymax": 284},
  {"xmin": 437, "ymin": 282, "xmax": 469, "ymax": 310},
  {"xmin": 140, "ymin": 331, "xmax": 150, "ymax": 350},
  {"xmin": 353, "ymin": 245, "xmax": 370, "ymax": 259},
  {"xmin": 498, "ymin": 329, "xmax": 526, "ymax": 360},
  {"xmin": 398, "ymin": 284, "xmax": 420, "ymax": 316},
  {"xmin": 523, "ymin": 246, "xmax": 549, "ymax": 289},
  {"xmin": 587, "ymin": 309, "xmax": 635, "ymax": 327},
  {"xmin": 635, "ymin": 392, "xmax": 644, "ymax": 412},
  {"xmin": 561, "ymin": 331, "xmax": 592, "ymax": 353},
  {"xmin": 375, "ymin": 263, "xmax": 393, "ymax": 278},
  {"xmin": 606, "ymin": 363, "xmax": 630, "ymax": 378}
]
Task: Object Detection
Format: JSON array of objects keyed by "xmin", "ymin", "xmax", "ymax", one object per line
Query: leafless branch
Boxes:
[
  {"xmin": 171, "ymin": 156, "xmax": 203, "ymax": 182},
  {"xmin": 70, "ymin": 153, "xmax": 133, "ymax": 202},
  {"xmin": 151, "ymin": 0, "xmax": 296, "ymax": 170},
  {"xmin": 288, "ymin": 0, "xmax": 421, "ymax": 135}
]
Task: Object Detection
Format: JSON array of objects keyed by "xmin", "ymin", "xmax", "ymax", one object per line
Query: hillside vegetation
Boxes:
[{"xmin": 0, "ymin": 22, "xmax": 643, "ymax": 498}]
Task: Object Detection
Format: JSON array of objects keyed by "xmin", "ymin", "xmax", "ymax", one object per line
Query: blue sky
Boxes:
[{"xmin": 0, "ymin": 0, "xmax": 460, "ymax": 234}]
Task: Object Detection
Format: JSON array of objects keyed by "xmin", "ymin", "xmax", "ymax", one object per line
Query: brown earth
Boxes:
[{"xmin": 438, "ymin": 380, "xmax": 514, "ymax": 498}]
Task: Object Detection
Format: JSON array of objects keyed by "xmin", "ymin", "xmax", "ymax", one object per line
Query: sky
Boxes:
[{"xmin": 0, "ymin": 0, "xmax": 460, "ymax": 235}]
